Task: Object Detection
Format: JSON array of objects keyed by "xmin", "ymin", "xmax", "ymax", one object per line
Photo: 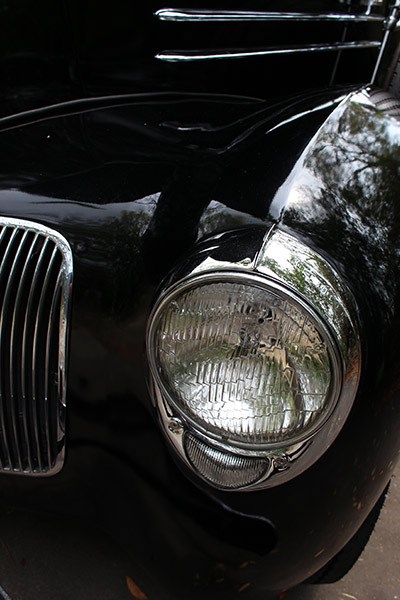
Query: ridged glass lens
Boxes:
[
  {"xmin": 154, "ymin": 280, "xmax": 334, "ymax": 446},
  {"xmin": 184, "ymin": 433, "xmax": 269, "ymax": 489}
]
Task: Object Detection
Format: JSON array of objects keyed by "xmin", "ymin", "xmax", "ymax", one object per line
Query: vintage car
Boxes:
[{"xmin": 0, "ymin": 0, "xmax": 400, "ymax": 598}]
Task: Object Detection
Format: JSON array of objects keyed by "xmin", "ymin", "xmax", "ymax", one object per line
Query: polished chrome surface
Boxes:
[
  {"xmin": 155, "ymin": 9, "xmax": 384, "ymax": 23},
  {"xmin": 147, "ymin": 228, "xmax": 360, "ymax": 491},
  {"xmin": 255, "ymin": 228, "xmax": 361, "ymax": 439},
  {"xmin": 256, "ymin": 230, "xmax": 357, "ymax": 364},
  {"xmin": 156, "ymin": 4, "xmax": 385, "ymax": 71},
  {"xmin": 0, "ymin": 217, "xmax": 72, "ymax": 476},
  {"xmin": 1, "ymin": 228, "xmax": 24, "ymax": 472},
  {"xmin": 15, "ymin": 232, "xmax": 40, "ymax": 472},
  {"xmin": 156, "ymin": 41, "xmax": 382, "ymax": 62}
]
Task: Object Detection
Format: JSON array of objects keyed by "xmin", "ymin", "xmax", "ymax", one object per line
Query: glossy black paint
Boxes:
[
  {"xmin": 0, "ymin": 86, "xmax": 399, "ymax": 597},
  {"xmin": 141, "ymin": 91, "xmax": 400, "ymax": 595},
  {"xmin": 0, "ymin": 0, "xmax": 388, "ymax": 116},
  {"xmin": 1, "ymin": 0, "xmax": 400, "ymax": 597},
  {"xmin": 261, "ymin": 89, "xmax": 400, "ymax": 590}
]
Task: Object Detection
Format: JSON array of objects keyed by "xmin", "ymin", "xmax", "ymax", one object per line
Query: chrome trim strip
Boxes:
[
  {"xmin": 156, "ymin": 40, "xmax": 382, "ymax": 62},
  {"xmin": 155, "ymin": 8, "xmax": 384, "ymax": 23}
]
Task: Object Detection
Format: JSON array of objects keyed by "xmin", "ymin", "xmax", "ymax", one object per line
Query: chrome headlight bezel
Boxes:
[
  {"xmin": 146, "ymin": 227, "xmax": 361, "ymax": 491},
  {"xmin": 147, "ymin": 270, "xmax": 343, "ymax": 454}
]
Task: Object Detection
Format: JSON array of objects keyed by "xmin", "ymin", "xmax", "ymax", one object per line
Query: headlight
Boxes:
[
  {"xmin": 151, "ymin": 274, "xmax": 340, "ymax": 449},
  {"xmin": 147, "ymin": 228, "xmax": 360, "ymax": 491}
]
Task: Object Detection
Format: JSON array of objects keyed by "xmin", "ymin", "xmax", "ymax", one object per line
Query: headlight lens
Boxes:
[{"xmin": 150, "ymin": 274, "xmax": 340, "ymax": 450}]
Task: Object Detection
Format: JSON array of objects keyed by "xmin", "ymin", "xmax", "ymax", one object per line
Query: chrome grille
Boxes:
[{"xmin": 0, "ymin": 218, "xmax": 72, "ymax": 476}]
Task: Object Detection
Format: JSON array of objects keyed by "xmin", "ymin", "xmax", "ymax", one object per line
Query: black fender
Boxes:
[{"xmin": 0, "ymin": 86, "xmax": 398, "ymax": 596}]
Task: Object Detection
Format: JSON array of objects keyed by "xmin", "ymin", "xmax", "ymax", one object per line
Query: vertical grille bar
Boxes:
[
  {"xmin": 31, "ymin": 242, "xmax": 55, "ymax": 472},
  {"xmin": 18, "ymin": 233, "xmax": 40, "ymax": 472},
  {"xmin": 32, "ymin": 246, "xmax": 59, "ymax": 471},
  {"xmin": 0, "ymin": 228, "xmax": 21, "ymax": 471},
  {"xmin": 8, "ymin": 229, "xmax": 32, "ymax": 472},
  {"xmin": 44, "ymin": 271, "xmax": 62, "ymax": 469},
  {"xmin": 0, "ymin": 218, "xmax": 73, "ymax": 476},
  {"xmin": 0, "ymin": 227, "xmax": 10, "ymax": 470},
  {"xmin": 21, "ymin": 235, "xmax": 47, "ymax": 472}
]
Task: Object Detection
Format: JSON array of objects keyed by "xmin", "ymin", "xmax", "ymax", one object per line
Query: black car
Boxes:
[{"xmin": 0, "ymin": 1, "xmax": 400, "ymax": 598}]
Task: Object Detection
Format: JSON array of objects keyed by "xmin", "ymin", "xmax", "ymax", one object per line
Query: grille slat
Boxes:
[
  {"xmin": 0, "ymin": 219, "xmax": 72, "ymax": 476},
  {"xmin": 32, "ymin": 244, "xmax": 58, "ymax": 472},
  {"xmin": 0, "ymin": 228, "xmax": 22, "ymax": 471},
  {"xmin": 19, "ymin": 232, "xmax": 40, "ymax": 472},
  {"xmin": 9, "ymin": 230, "xmax": 32, "ymax": 472},
  {"xmin": 29, "ymin": 238, "xmax": 51, "ymax": 472},
  {"xmin": 21, "ymin": 234, "xmax": 47, "ymax": 472},
  {"xmin": 44, "ymin": 272, "xmax": 62, "ymax": 468},
  {"xmin": 0, "ymin": 227, "xmax": 12, "ymax": 470},
  {"xmin": 38, "ymin": 249, "xmax": 61, "ymax": 468}
]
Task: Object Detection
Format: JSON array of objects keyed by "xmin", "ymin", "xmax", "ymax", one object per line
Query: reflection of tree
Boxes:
[
  {"xmin": 265, "ymin": 252, "xmax": 344, "ymax": 324},
  {"xmin": 306, "ymin": 103, "xmax": 400, "ymax": 233},
  {"xmin": 259, "ymin": 228, "xmax": 351, "ymax": 354},
  {"xmin": 198, "ymin": 200, "xmax": 265, "ymax": 239},
  {"xmin": 283, "ymin": 98, "xmax": 400, "ymax": 316},
  {"xmin": 63, "ymin": 199, "xmax": 156, "ymax": 318}
]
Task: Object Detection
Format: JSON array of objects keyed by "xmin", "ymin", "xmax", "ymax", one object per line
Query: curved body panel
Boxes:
[
  {"xmin": 0, "ymin": 85, "xmax": 399, "ymax": 595},
  {"xmin": 1, "ymin": 0, "xmax": 400, "ymax": 595}
]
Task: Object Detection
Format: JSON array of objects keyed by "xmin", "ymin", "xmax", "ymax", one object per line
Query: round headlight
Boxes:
[
  {"xmin": 147, "ymin": 228, "xmax": 360, "ymax": 491},
  {"xmin": 149, "ymin": 273, "xmax": 341, "ymax": 451}
]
